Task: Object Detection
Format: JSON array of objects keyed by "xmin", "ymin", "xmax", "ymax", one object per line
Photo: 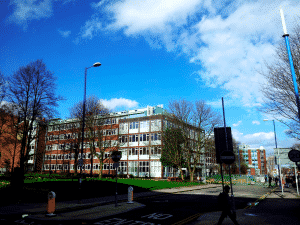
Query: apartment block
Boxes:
[
  {"xmin": 0, "ymin": 109, "xmax": 21, "ymax": 173},
  {"xmin": 40, "ymin": 105, "xmax": 204, "ymax": 178},
  {"xmin": 239, "ymin": 144, "xmax": 267, "ymax": 175}
]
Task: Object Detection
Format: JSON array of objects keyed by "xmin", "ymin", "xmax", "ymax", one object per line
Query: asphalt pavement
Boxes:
[{"xmin": 1, "ymin": 182, "xmax": 299, "ymax": 225}]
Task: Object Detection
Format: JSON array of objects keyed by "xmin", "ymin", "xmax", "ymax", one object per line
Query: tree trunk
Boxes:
[{"xmin": 179, "ymin": 167, "xmax": 184, "ymax": 180}]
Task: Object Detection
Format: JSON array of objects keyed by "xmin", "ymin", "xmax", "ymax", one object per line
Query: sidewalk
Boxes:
[
  {"xmin": 188, "ymin": 186, "xmax": 300, "ymax": 225},
  {"xmin": 0, "ymin": 184, "xmax": 221, "ymax": 223}
]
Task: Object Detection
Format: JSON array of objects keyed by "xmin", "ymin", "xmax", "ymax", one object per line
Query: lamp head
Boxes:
[
  {"xmin": 263, "ymin": 119, "xmax": 269, "ymax": 121},
  {"xmin": 93, "ymin": 62, "xmax": 101, "ymax": 67}
]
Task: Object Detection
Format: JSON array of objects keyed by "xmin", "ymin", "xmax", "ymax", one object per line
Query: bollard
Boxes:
[
  {"xmin": 46, "ymin": 191, "xmax": 56, "ymax": 217},
  {"xmin": 127, "ymin": 186, "xmax": 134, "ymax": 204}
]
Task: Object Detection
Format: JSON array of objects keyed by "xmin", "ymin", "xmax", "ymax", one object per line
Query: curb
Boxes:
[{"xmin": 6, "ymin": 184, "xmax": 221, "ymax": 219}]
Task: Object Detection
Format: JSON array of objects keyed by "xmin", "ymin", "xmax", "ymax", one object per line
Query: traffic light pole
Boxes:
[
  {"xmin": 115, "ymin": 166, "xmax": 118, "ymax": 207},
  {"xmin": 295, "ymin": 162, "xmax": 299, "ymax": 195},
  {"xmin": 222, "ymin": 97, "xmax": 235, "ymax": 213}
]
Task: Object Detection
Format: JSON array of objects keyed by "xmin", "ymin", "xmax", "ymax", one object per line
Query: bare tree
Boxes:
[
  {"xmin": 165, "ymin": 99, "xmax": 222, "ymax": 182},
  {"xmin": 69, "ymin": 95, "xmax": 119, "ymax": 178},
  {"xmin": 6, "ymin": 59, "xmax": 64, "ymax": 188},
  {"xmin": 0, "ymin": 71, "xmax": 7, "ymax": 104},
  {"xmin": 160, "ymin": 127, "xmax": 187, "ymax": 180},
  {"xmin": 259, "ymin": 24, "xmax": 300, "ymax": 139}
]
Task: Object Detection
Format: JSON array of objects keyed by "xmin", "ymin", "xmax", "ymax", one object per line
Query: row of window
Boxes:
[
  {"xmin": 46, "ymin": 129, "xmax": 118, "ymax": 142},
  {"xmin": 44, "ymin": 152, "xmax": 100, "ymax": 160},
  {"xmin": 123, "ymin": 147, "xmax": 162, "ymax": 155},
  {"xmin": 48, "ymin": 119, "xmax": 118, "ymax": 132},
  {"xmin": 119, "ymin": 133, "xmax": 161, "ymax": 143},
  {"xmin": 43, "ymin": 161, "xmax": 157, "ymax": 172},
  {"xmin": 43, "ymin": 147, "xmax": 162, "ymax": 161},
  {"xmin": 46, "ymin": 140, "xmax": 118, "ymax": 151},
  {"xmin": 120, "ymin": 120, "xmax": 162, "ymax": 130}
]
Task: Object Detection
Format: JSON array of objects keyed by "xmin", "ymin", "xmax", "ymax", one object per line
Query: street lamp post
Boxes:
[
  {"xmin": 78, "ymin": 62, "xmax": 101, "ymax": 204},
  {"xmin": 263, "ymin": 119, "xmax": 284, "ymax": 194}
]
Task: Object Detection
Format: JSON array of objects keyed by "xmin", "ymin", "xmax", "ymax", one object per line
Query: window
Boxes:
[
  {"xmin": 139, "ymin": 147, "xmax": 149, "ymax": 155},
  {"xmin": 151, "ymin": 147, "xmax": 161, "ymax": 155},
  {"xmin": 93, "ymin": 164, "xmax": 99, "ymax": 170},
  {"xmin": 105, "ymin": 152, "xmax": 110, "ymax": 158},
  {"xmin": 118, "ymin": 162, "xmax": 127, "ymax": 172},
  {"xmin": 129, "ymin": 148, "xmax": 138, "ymax": 155},
  {"xmin": 129, "ymin": 134, "xmax": 138, "ymax": 142},
  {"xmin": 128, "ymin": 161, "xmax": 138, "ymax": 173},
  {"xmin": 119, "ymin": 135, "xmax": 128, "ymax": 143},
  {"xmin": 87, "ymin": 153, "xmax": 91, "ymax": 159},
  {"xmin": 139, "ymin": 161, "xmax": 149, "ymax": 172},
  {"xmin": 140, "ymin": 134, "xmax": 147, "ymax": 142},
  {"xmin": 151, "ymin": 133, "xmax": 160, "ymax": 141},
  {"xmin": 58, "ymin": 154, "xmax": 61, "ymax": 160},
  {"xmin": 158, "ymin": 133, "xmax": 161, "ymax": 140},
  {"xmin": 130, "ymin": 122, "xmax": 139, "ymax": 129}
]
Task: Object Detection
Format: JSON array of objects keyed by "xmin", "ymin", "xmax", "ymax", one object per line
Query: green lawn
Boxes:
[
  {"xmin": 0, "ymin": 175, "xmax": 206, "ymax": 190},
  {"xmin": 0, "ymin": 174, "xmax": 208, "ymax": 205},
  {"xmin": 85, "ymin": 177, "xmax": 205, "ymax": 190}
]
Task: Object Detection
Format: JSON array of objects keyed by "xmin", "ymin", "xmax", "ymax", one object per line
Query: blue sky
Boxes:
[{"xmin": 1, "ymin": 0, "xmax": 300, "ymax": 157}]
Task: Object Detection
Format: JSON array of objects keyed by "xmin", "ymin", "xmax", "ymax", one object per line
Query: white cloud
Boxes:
[
  {"xmin": 100, "ymin": 98, "xmax": 139, "ymax": 110},
  {"xmin": 78, "ymin": 16, "xmax": 102, "ymax": 40},
  {"xmin": 252, "ymin": 120, "xmax": 260, "ymax": 125},
  {"xmin": 232, "ymin": 128, "xmax": 274, "ymax": 146},
  {"xmin": 88, "ymin": 0, "xmax": 300, "ymax": 109},
  {"xmin": 7, "ymin": 0, "xmax": 76, "ymax": 29},
  {"xmin": 104, "ymin": 0, "xmax": 203, "ymax": 35},
  {"xmin": 232, "ymin": 121, "xmax": 242, "ymax": 127},
  {"xmin": 58, "ymin": 29, "xmax": 71, "ymax": 38},
  {"xmin": 7, "ymin": 0, "xmax": 53, "ymax": 29}
]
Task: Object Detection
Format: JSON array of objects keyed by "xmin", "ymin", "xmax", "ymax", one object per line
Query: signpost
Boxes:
[
  {"xmin": 111, "ymin": 151, "xmax": 122, "ymax": 207},
  {"xmin": 288, "ymin": 149, "xmax": 300, "ymax": 195}
]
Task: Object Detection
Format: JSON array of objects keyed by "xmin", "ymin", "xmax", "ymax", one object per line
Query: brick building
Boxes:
[
  {"xmin": 40, "ymin": 105, "xmax": 204, "ymax": 178},
  {"xmin": 239, "ymin": 144, "xmax": 267, "ymax": 175},
  {"xmin": 0, "ymin": 109, "xmax": 21, "ymax": 173}
]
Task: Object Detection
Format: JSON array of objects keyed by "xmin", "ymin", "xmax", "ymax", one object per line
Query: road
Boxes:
[
  {"xmin": 6, "ymin": 184, "xmax": 272, "ymax": 225},
  {"xmin": 92, "ymin": 184, "xmax": 271, "ymax": 225}
]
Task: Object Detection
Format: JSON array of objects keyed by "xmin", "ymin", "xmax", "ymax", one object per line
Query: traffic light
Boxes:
[{"xmin": 214, "ymin": 127, "xmax": 233, "ymax": 164}]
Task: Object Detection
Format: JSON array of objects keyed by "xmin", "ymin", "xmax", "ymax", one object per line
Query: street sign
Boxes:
[
  {"xmin": 111, "ymin": 151, "xmax": 122, "ymax": 162},
  {"xmin": 214, "ymin": 127, "xmax": 233, "ymax": 164},
  {"xmin": 78, "ymin": 159, "xmax": 83, "ymax": 167},
  {"xmin": 220, "ymin": 151, "xmax": 235, "ymax": 164},
  {"xmin": 113, "ymin": 162, "xmax": 119, "ymax": 169},
  {"xmin": 288, "ymin": 149, "xmax": 300, "ymax": 162}
]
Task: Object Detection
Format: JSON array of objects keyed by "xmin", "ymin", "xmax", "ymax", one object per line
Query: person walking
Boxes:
[
  {"xmin": 268, "ymin": 176, "xmax": 272, "ymax": 187},
  {"xmin": 275, "ymin": 177, "xmax": 279, "ymax": 186},
  {"xmin": 265, "ymin": 175, "xmax": 267, "ymax": 185},
  {"xmin": 217, "ymin": 185, "xmax": 239, "ymax": 225}
]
